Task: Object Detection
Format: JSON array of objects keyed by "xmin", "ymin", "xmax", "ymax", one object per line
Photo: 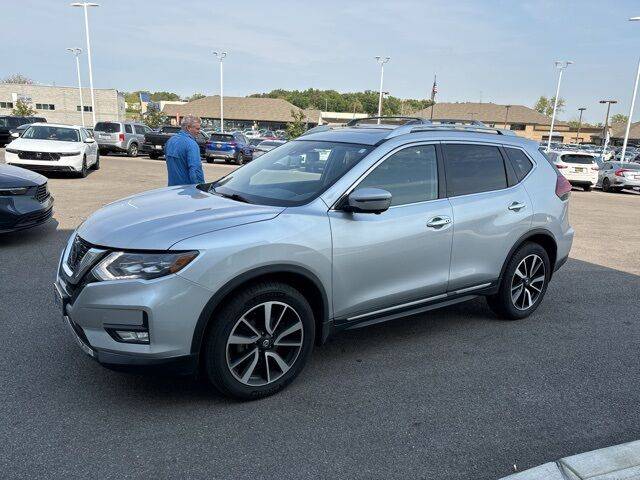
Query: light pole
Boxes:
[
  {"xmin": 375, "ymin": 56, "xmax": 390, "ymax": 123},
  {"xmin": 574, "ymin": 107, "xmax": 586, "ymax": 144},
  {"xmin": 599, "ymin": 99, "xmax": 617, "ymax": 155},
  {"xmin": 619, "ymin": 17, "xmax": 640, "ymax": 164},
  {"xmin": 66, "ymin": 47, "xmax": 85, "ymax": 127},
  {"xmin": 503, "ymin": 105, "xmax": 511, "ymax": 128},
  {"xmin": 546, "ymin": 60, "xmax": 573, "ymax": 152},
  {"xmin": 213, "ymin": 51, "xmax": 227, "ymax": 132},
  {"xmin": 71, "ymin": 2, "xmax": 99, "ymax": 127}
]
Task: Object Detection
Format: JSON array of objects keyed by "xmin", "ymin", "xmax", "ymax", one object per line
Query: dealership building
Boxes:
[{"xmin": 0, "ymin": 84, "xmax": 125, "ymax": 126}]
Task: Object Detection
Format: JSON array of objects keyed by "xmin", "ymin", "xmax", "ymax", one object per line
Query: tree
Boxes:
[
  {"xmin": 286, "ymin": 109, "xmax": 307, "ymax": 139},
  {"xmin": 149, "ymin": 91, "xmax": 180, "ymax": 101},
  {"xmin": 143, "ymin": 104, "xmax": 166, "ymax": 129},
  {"xmin": 611, "ymin": 113, "xmax": 629, "ymax": 125},
  {"xmin": 12, "ymin": 99, "xmax": 36, "ymax": 116},
  {"xmin": 187, "ymin": 93, "xmax": 206, "ymax": 102},
  {"xmin": 534, "ymin": 96, "xmax": 565, "ymax": 117},
  {"xmin": 2, "ymin": 73, "xmax": 34, "ymax": 84}
]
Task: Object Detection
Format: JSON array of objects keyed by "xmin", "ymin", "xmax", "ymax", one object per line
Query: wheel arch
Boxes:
[
  {"xmin": 498, "ymin": 229, "xmax": 558, "ymax": 285},
  {"xmin": 190, "ymin": 264, "xmax": 330, "ymax": 358}
]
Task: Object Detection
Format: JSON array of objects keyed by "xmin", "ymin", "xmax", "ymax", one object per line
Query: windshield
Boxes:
[
  {"xmin": 94, "ymin": 122, "xmax": 121, "ymax": 133},
  {"xmin": 22, "ymin": 126, "xmax": 80, "ymax": 142},
  {"xmin": 211, "ymin": 140, "xmax": 373, "ymax": 206},
  {"xmin": 560, "ymin": 154, "xmax": 594, "ymax": 164}
]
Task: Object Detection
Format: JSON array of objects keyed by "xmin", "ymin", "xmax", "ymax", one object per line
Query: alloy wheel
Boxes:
[
  {"xmin": 225, "ymin": 301, "xmax": 304, "ymax": 386},
  {"xmin": 510, "ymin": 254, "xmax": 546, "ymax": 311}
]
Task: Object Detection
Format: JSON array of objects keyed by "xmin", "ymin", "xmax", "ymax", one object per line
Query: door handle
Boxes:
[
  {"xmin": 508, "ymin": 202, "xmax": 526, "ymax": 212},
  {"xmin": 426, "ymin": 216, "xmax": 451, "ymax": 228}
]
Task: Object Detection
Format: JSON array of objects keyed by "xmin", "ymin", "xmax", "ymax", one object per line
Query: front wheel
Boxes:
[
  {"xmin": 583, "ymin": 185, "xmax": 591, "ymax": 192},
  {"xmin": 91, "ymin": 151, "xmax": 100, "ymax": 170},
  {"xmin": 602, "ymin": 177, "xmax": 611, "ymax": 192},
  {"xmin": 77, "ymin": 157, "xmax": 88, "ymax": 178},
  {"xmin": 486, "ymin": 242, "xmax": 550, "ymax": 320},
  {"xmin": 149, "ymin": 152, "xmax": 160, "ymax": 160},
  {"xmin": 203, "ymin": 282, "xmax": 315, "ymax": 400}
]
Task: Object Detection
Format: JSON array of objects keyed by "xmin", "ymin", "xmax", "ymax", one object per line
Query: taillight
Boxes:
[
  {"xmin": 119, "ymin": 133, "xmax": 125, "ymax": 142},
  {"xmin": 615, "ymin": 168, "xmax": 630, "ymax": 177},
  {"xmin": 556, "ymin": 164, "xmax": 568, "ymax": 169},
  {"xmin": 555, "ymin": 173, "xmax": 572, "ymax": 200}
]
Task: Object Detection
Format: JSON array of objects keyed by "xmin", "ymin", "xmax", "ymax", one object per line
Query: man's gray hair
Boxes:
[{"xmin": 180, "ymin": 115, "xmax": 201, "ymax": 129}]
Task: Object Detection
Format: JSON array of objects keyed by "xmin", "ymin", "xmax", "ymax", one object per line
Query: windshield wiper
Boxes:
[{"xmin": 210, "ymin": 187, "xmax": 252, "ymax": 204}]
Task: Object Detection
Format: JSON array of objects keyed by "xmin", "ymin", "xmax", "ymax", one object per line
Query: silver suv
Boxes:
[
  {"xmin": 94, "ymin": 121, "xmax": 151, "ymax": 157},
  {"xmin": 55, "ymin": 118, "xmax": 574, "ymax": 399}
]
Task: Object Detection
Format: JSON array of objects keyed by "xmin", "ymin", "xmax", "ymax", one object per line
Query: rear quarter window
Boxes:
[{"xmin": 504, "ymin": 147, "xmax": 534, "ymax": 182}]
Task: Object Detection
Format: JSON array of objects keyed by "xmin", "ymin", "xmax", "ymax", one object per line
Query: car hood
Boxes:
[
  {"xmin": 77, "ymin": 185, "xmax": 285, "ymax": 250},
  {"xmin": 0, "ymin": 163, "xmax": 46, "ymax": 187},
  {"xmin": 8, "ymin": 138, "xmax": 83, "ymax": 153}
]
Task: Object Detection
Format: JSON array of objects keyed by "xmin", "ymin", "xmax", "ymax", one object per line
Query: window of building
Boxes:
[
  {"xmin": 0, "ymin": 101, "xmax": 14, "ymax": 109},
  {"xmin": 35, "ymin": 103, "xmax": 55, "ymax": 110},
  {"xmin": 443, "ymin": 144, "xmax": 507, "ymax": 197},
  {"xmin": 357, "ymin": 145, "xmax": 438, "ymax": 206},
  {"xmin": 77, "ymin": 105, "xmax": 93, "ymax": 112},
  {"xmin": 504, "ymin": 147, "xmax": 534, "ymax": 182},
  {"xmin": 509, "ymin": 124, "xmax": 526, "ymax": 131}
]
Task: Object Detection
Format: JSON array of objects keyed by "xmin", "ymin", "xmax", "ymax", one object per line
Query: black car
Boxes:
[
  {"xmin": 141, "ymin": 126, "xmax": 210, "ymax": 159},
  {"xmin": 0, "ymin": 164, "xmax": 54, "ymax": 233},
  {"xmin": 0, "ymin": 116, "xmax": 46, "ymax": 146}
]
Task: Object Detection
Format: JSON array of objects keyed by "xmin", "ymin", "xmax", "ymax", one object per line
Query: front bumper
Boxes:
[
  {"xmin": 205, "ymin": 149, "xmax": 237, "ymax": 159},
  {"xmin": 5, "ymin": 151, "xmax": 83, "ymax": 172},
  {"xmin": 0, "ymin": 192, "xmax": 54, "ymax": 233}
]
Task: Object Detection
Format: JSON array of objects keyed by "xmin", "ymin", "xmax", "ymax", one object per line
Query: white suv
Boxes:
[{"xmin": 547, "ymin": 150, "xmax": 598, "ymax": 191}]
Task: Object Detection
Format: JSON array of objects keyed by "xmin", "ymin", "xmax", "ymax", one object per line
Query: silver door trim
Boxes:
[
  {"xmin": 346, "ymin": 293, "xmax": 448, "ymax": 321},
  {"xmin": 453, "ymin": 283, "xmax": 492, "ymax": 295}
]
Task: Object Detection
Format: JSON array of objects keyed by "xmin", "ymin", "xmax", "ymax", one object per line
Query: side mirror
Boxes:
[
  {"xmin": 84, "ymin": 137, "xmax": 95, "ymax": 143},
  {"xmin": 344, "ymin": 188, "xmax": 392, "ymax": 214},
  {"xmin": 11, "ymin": 132, "xmax": 19, "ymax": 138}
]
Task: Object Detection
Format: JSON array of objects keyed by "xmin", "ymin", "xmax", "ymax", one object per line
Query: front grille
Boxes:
[
  {"xmin": 18, "ymin": 151, "xmax": 60, "ymax": 161},
  {"xmin": 67, "ymin": 236, "xmax": 92, "ymax": 272},
  {"xmin": 15, "ymin": 206, "xmax": 53, "ymax": 227},
  {"xmin": 35, "ymin": 183, "xmax": 50, "ymax": 203}
]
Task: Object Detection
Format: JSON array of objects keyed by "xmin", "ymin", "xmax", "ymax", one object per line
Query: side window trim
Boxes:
[
  {"xmin": 499, "ymin": 146, "xmax": 519, "ymax": 187},
  {"xmin": 503, "ymin": 145, "xmax": 538, "ymax": 184},
  {"xmin": 332, "ymin": 141, "xmax": 442, "ymax": 210}
]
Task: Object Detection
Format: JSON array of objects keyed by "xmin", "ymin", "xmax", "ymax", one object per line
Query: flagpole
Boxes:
[{"xmin": 430, "ymin": 74, "xmax": 437, "ymax": 120}]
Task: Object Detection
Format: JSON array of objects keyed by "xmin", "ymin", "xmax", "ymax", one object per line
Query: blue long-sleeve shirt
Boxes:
[{"xmin": 165, "ymin": 130, "xmax": 205, "ymax": 186}]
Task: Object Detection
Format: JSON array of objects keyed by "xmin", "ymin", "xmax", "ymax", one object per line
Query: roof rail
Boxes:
[
  {"xmin": 385, "ymin": 118, "xmax": 516, "ymax": 139},
  {"xmin": 346, "ymin": 116, "xmax": 428, "ymax": 127}
]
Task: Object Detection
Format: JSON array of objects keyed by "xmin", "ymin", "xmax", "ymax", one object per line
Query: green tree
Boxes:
[
  {"xmin": 143, "ymin": 105, "xmax": 166, "ymax": 129},
  {"xmin": 187, "ymin": 93, "xmax": 206, "ymax": 102},
  {"xmin": 534, "ymin": 96, "xmax": 565, "ymax": 116},
  {"xmin": 611, "ymin": 113, "xmax": 629, "ymax": 125},
  {"xmin": 12, "ymin": 99, "xmax": 36, "ymax": 116},
  {"xmin": 150, "ymin": 91, "xmax": 180, "ymax": 101},
  {"xmin": 286, "ymin": 109, "xmax": 307, "ymax": 139},
  {"xmin": 2, "ymin": 73, "xmax": 34, "ymax": 84}
]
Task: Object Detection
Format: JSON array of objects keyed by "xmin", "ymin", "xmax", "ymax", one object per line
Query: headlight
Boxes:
[
  {"xmin": 0, "ymin": 187, "xmax": 29, "ymax": 196},
  {"xmin": 92, "ymin": 251, "xmax": 198, "ymax": 281},
  {"xmin": 59, "ymin": 151, "xmax": 82, "ymax": 157},
  {"xmin": 5, "ymin": 148, "xmax": 20, "ymax": 154}
]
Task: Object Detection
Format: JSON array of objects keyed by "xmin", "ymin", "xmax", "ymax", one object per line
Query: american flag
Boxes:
[{"xmin": 430, "ymin": 75, "xmax": 438, "ymax": 101}]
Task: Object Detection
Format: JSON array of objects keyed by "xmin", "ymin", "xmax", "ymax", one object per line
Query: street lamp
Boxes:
[
  {"xmin": 574, "ymin": 107, "xmax": 587, "ymax": 144},
  {"xmin": 599, "ymin": 99, "xmax": 617, "ymax": 155},
  {"xmin": 213, "ymin": 51, "xmax": 227, "ymax": 133},
  {"xmin": 375, "ymin": 56, "xmax": 390, "ymax": 123},
  {"xmin": 619, "ymin": 17, "xmax": 640, "ymax": 164},
  {"xmin": 546, "ymin": 60, "xmax": 573, "ymax": 152},
  {"xmin": 66, "ymin": 47, "xmax": 85, "ymax": 127},
  {"xmin": 70, "ymin": 2, "xmax": 99, "ymax": 127},
  {"xmin": 503, "ymin": 105, "xmax": 511, "ymax": 129}
]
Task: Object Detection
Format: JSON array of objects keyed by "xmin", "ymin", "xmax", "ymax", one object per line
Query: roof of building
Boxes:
[
  {"xmin": 413, "ymin": 102, "xmax": 560, "ymax": 126},
  {"xmin": 610, "ymin": 121, "xmax": 640, "ymax": 139},
  {"xmin": 162, "ymin": 96, "xmax": 319, "ymax": 124}
]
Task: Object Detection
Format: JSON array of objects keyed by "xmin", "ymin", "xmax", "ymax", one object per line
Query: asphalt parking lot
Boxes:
[{"xmin": 1, "ymin": 151, "xmax": 639, "ymax": 480}]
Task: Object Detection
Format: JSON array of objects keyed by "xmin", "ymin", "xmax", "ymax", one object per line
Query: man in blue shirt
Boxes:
[{"xmin": 165, "ymin": 115, "xmax": 205, "ymax": 186}]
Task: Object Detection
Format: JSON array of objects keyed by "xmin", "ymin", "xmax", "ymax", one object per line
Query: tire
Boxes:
[
  {"xmin": 127, "ymin": 143, "xmax": 139, "ymax": 157},
  {"xmin": 149, "ymin": 152, "xmax": 160, "ymax": 160},
  {"xmin": 486, "ymin": 242, "xmax": 551, "ymax": 320},
  {"xmin": 583, "ymin": 185, "xmax": 591, "ymax": 192},
  {"xmin": 602, "ymin": 177, "xmax": 611, "ymax": 192},
  {"xmin": 91, "ymin": 151, "xmax": 100, "ymax": 170},
  {"xmin": 203, "ymin": 282, "xmax": 315, "ymax": 400},
  {"xmin": 206, "ymin": 158, "xmax": 214, "ymax": 164},
  {"xmin": 224, "ymin": 158, "xmax": 232, "ymax": 164},
  {"xmin": 77, "ymin": 157, "xmax": 88, "ymax": 178},
  {"xmin": 234, "ymin": 154, "xmax": 243, "ymax": 165}
]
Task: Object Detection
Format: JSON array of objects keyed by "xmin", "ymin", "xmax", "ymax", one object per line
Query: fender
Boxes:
[
  {"xmin": 497, "ymin": 228, "xmax": 559, "ymax": 287},
  {"xmin": 189, "ymin": 264, "xmax": 330, "ymax": 355}
]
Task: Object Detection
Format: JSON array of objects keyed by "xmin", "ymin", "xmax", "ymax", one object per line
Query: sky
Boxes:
[{"xmin": 2, "ymin": 0, "xmax": 640, "ymax": 124}]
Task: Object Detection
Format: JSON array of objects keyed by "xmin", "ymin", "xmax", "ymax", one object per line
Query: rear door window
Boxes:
[
  {"xmin": 504, "ymin": 147, "xmax": 534, "ymax": 182},
  {"xmin": 124, "ymin": 124, "xmax": 133, "ymax": 134},
  {"xmin": 443, "ymin": 144, "xmax": 508, "ymax": 197},
  {"xmin": 134, "ymin": 125, "xmax": 146, "ymax": 134},
  {"xmin": 94, "ymin": 122, "xmax": 121, "ymax": 133}
]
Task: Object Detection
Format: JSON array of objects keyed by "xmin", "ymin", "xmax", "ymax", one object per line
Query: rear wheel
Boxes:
[
  {"xmin": 203, "ymin": 282, "xmax": 315, "ymax": 400},
  {"xmin": 91, "ymin": 151, "xmax": 100, "ymax": 170},
  {"xmin": 602, "ymin": 177, "xmax": 611, "ymax": 192},
  {"xmin": 234, "ymin": 153, "xmax": 243, "ymax": 165},
  {"xmin": 486, "ymin": 242, "xmax": 550, "ymax": 320},
  {"xmin": 149, "ymin": 152, "xmax": 160, "ymax": 160},
  {"xmin": 127, "ymin": 143, "xmax": 139, "ymax": 157}
]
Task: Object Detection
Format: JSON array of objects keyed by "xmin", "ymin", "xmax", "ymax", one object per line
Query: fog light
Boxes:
[{"xmin": 115, "ymin": 330, "xmax": 149, "ymax": 343}]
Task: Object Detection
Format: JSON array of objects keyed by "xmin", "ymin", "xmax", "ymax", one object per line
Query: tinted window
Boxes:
[
  {"xmin": 23, "ymin": 125, "xmax": 79, "ymax": 142},
  {"xmin": 134, "ymin": 125, "xmax": 146, "ymax": 134},
  {"xmin": 358, "ymin": 145, "xmax": 438, "ymax": 206},
  {"xmin": 94, "ymin": 122, "xmax": 120, "ymax": 133},
  {"xmin": 210, "ymin": 134, "xmax": 234, "ymax": 142},
  {"xmin": 124, "ymin": 124, "xmax": 133, "ymax": 133},
  {"xmin": 505, "ymin": 147, "xmax": 534, "ymax": 182},
  {"xmin": 560, "ymin": 154, "xmax": 594, "ymax": 165},
  {"xmin": 444, "ymin": 144, "xmax": 507, "ymax": 196}
]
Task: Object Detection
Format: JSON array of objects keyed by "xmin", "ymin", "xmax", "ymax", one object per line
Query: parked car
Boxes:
[
  {"xmin": 54, "ymin": 118, "xmax": 573, "ymax": 399},
  {"xmin": 546, "ymin": 150, "xmax": 598, "ymax": 191},
  {"xmin": 0, "ymin": 164, "xmax": 54, "ymax": 233},
  {"xmin": 0, "ymin": 116, "xmax": 46, "ymax": 146},
  {"xmin": 205, "ymin": 132, "xmax": 252, "ymax": 164},
  {"xmin": 597, "ymin": 161, "xmax": 640, "ymax": 192},
  {"xmin": 252, "ymin": 139, "xmax": 286, "ymax": 159},
  {"xmin": 142, "ymin": 126, "xmax": 209, "ymax": 159},
  {"xmin": 94, "ymin": 121, "xmax": 151, "ymax": 157},
  {"xmin": 4, "ymin": 123, "xmax": 99, "ymax": 178},
  {"xmin": 248, "ymin": 138, "xmax": 264, "ymax": 147},
  {"xmin": 9, "ymin": 122, "xmax": 37, "ymax": 138}
]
